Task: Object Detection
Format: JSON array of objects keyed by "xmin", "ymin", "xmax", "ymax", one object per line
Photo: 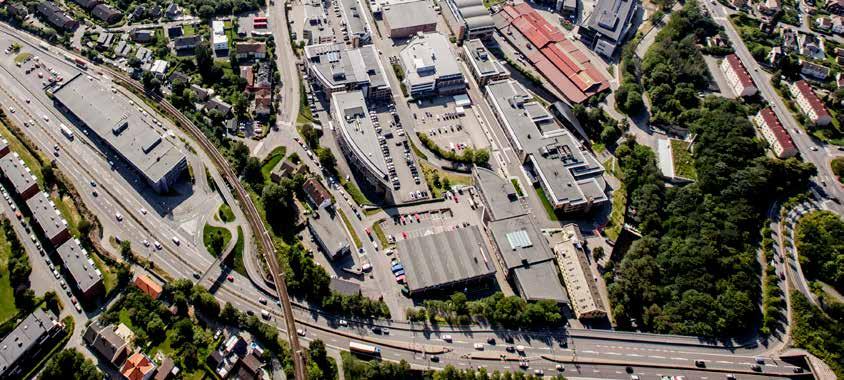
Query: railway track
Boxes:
[{"xmin": 97, "ymin": 66, "xmax": 308, "ymax": 380}]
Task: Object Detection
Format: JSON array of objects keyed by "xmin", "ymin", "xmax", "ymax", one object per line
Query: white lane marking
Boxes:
[
  {"xmin": 649, "ymin": 355, "xmax": 665, "ymax": 359},
  {"xmin": 671, "ymin": 357, "xmax": 688, "ymax": 361},
  {"xmin": 605, "ymin": 352, "xmax": 622, "ymax": 356},
  {"xmin": 628, "ymin": 354, "xmax": 643, "ymax": 357}
]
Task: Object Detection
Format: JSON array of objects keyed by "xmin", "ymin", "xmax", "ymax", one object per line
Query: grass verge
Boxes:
[
  {"xmin": 420, "ymin": 161, "xmax": 472, "ymax": 198},
  {"xmin": 510, "ymin": 178, "xmax": 524, "ymax": 197},
  {"xmin": 0, "ymin": 228, "xmax": 17, "ymax": 324},
  {"xmin": 603, "ymin": 187, "xmax": 626, "ymax": 241},
  {"xmin": 260, "ymin": 146, "xmax": 286, "ymax": 182},
  {"xmin": 533, "ymin": 184, "xmax": 560, "ymax": 222},
  {"xmin": 203, "ymin": 224, "xmax": 232, "ymax": 257},
  {"xmin": 90, "ymin": 253, "xmax": 117, "ymax": 295},
  {"xmin": 232, "ymin": 226, "xmax": 246, "ymax": 276},
  {"xmin": 337, "ymin": 209, "xmax": 361, "ymax": 249},
  {"xmin": 340, "ymin": 178, "xmax": 375, "ymax": 207},
  {"xmin": 218, "ymin": 203, "xmax": 235, "ymax": 223},
  {"xmin": 371, "ymin": 220, "xmax": 389, "ymax": 248}
]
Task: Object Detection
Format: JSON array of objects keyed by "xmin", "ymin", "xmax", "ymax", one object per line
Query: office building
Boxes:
[
  {"xmin": 442, "ymin": 0, "xmax": 496, "ymax": 41},
  {"xmin": 398, "ymin": 32, "xmax": 466, "ymax": 98},
  {"xmin": 495, "ymin": 3, "xmax": 609, "ymax": 103},
  {"xmin": 382, "ymin": 0, "xmax": 438, "ymax": 38},
  {"xmin": 52, "ymin": 74, "xmax": 188, "ymax": 193},
  {"xmin": 753, "ymin": 108, "xmax": 797, "ymax": 159},
  {"xmin": 396, "ymin": 226, "xmax": 497, "ymax": 295},
  {"xmin": 303, "ymin": 0, "xmax": 333, "ymax": 44},
  {"xmin": 790, "ymin": 80, "xmax": 832, "ymax": 126},
  {"xmin": 486, "ymin": 80, "xmax": 607, "ymax": 214},
  {"xmin": 304, "ymin": 43, "xmax": 392, "ymax": 100},
  {"xmin": 720, "ymin": 54, "xmax": 757, "ymax": 97},
  {"xmin": 338, "ymin": 0, "xmax": 372, "ymax": 46},
  {"xmin": 462, "ymin": 39, "xmax": 510, "ymax": 86},
  {"xmin": 331, "ymin": 91, "xmax": 393, "ymax": 201},
  {"xmin": 578, "ymin": 0, "xmax": 638, "ymax": 57},
  {"xmin": 546, "ymin": 225, "xmax": 606, "ymax": 319}
]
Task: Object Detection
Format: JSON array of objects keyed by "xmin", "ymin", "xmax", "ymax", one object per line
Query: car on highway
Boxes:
[
  {"xmin": 261, "ymin": 309, "xmax": 270, "ymax": 319},
  {"xmin": 258, "ymin": 297, "xmax": 267, "ymax": 304},
  {"xmin": 518, "ymin": 361, "xmax": 529, "ymax": 368},
  {"xmin": 533, "ymin": 369, "xmax": 543, "ymax": 376},
  {"xmin": 154, "ymin": 241, "xmax": 162, "ymax": 250},
  {"xmin": 139, "ymin": 208, "xmax": 147, "ymax": 215},
  {"xmin": 695, "ymin": 359, "xmax": 705, "ymax": 367},
  {"xmin": 338, "ymin": 319, "xmax": 348, "ymax": 327},
  {"xmin": 115, "ymin": 212, "xmax": 123, "ymax": 221},
  {"xmin": 442, "ymin": 334, "xmax": 452, "ymax": 342},
  {"xmin": 473, "ymin": 343, "xmax": 484, "ymax": 350},
  {"xmin": 430, "ymin": 356, "xmax": 439, "ymax": 362},
  {"xmin": 192, "ymin": 272, "xmax": 200, "ymax": 279},
  {"xmin": 172, "ymin": 237, "xmax": 180, "ymax": 245},
  {"xmin": 486, "ymin": 337, "xmax": 495, "ymax": 345},
  {"xmin": 297, "ymin": 328, "xmax": 306, "ymax": 336},
  {"xmin": 142, "ymin": 239, "xmax": 149, "ymax": 247},
  {"xmin": 90, "ymin": 180, "xmax": 96, "ymax": 187},
  {"xmin": 515, "ymin": 345, "xmax": 525, "ymax": 353},
  {"xmin": 555, "ymin": 364, "xmax": 564, "ymax": 371}
]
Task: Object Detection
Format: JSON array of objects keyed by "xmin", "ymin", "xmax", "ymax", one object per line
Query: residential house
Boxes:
[
  {"xmin": 130, "ymin": 5, "xmax": 146, "ymax": 20},
  {"xmin": 168, "ymin": 71, "xmax": 190, "ymax": 85},
  {"xmin": 0, "ymin": 309, "xmax": 63, "ymax": 378},
  {"xmin": 826, "ymin": 0, "xmax": 844, "ymax": 15},
  {"xmin": 833, "ymin": 16, "xmax": 844, "ymax": 34},
  {"xmin": 768, "ymin": 46, "xmax": 783, "ymax": 66},
  {"xmin": 254, "ymin": 63, "xmax": 272, "ymax": 90},
  {"xmin": 166, "ymin": 25, "xmax": 183, "ymax": 38},
  {"xmin": 149, "ymin": 59, "xmax": 169, "ymax": 79},
  {"xmin": 154, "ymin": 357, "xmax": 177, "ymax": 380},
  {"xmin": 798, "ymin": 33, "xmax": 825, "ymax": 60},
  {"xmin": 131, "ymin": 29, "xmax": 155, "ymax": 43},
  {"xmin": 270, "ymin": 161, "xmax": 307, "ymax": 183},
  {"xmin": 173, "ymin": 35, "xmax": 200, "ymax": 51},
  {"xmin": 836, "ymin": 47, "xmax": 844, "ymax": 64},
  {"xmin": 781, "ymin": 27, "xmax": 799, "ymax": 54},
  {"xmin": 135, "ymin": 47, "xmax": 153, "ymax": 63},
  {"xmin": 303, "ymin": 178, "xmax": 332, "ymax": 209},
  {"xmin": 254, "ymin": 89, "xmax": 272, "ymax": 117},
  {"xmin": 235, "ymin": 41, "xmax": 267, "ymax": 60},
  {"xmin": 7, "ymin": 3, "xmax": 29, "ymax": 18},
  {"xmin": 720, "ymin": 54, "xmax": 757, "ymax": 97},
  {"xmin": 790, "ymin": 80, "xmax": 832, "ymax": 126},
  {"xmin": 240, "ymin": 66, "xmax": 254, "ymax": 89},
  {"xmin": 149, "ymin": 5, "xmax": 161, "ymax": 18},
  {"xmin": 753, "ymin": 108, "xmax": 797, "ymax": 158},
  {"xmin": 191, "ymin": 84, "xmax": 213, "ymax": 101},
  {"xmin": 165, "ymin": 3, "xmax": 181, "ymax": 19},
  {"xmin": 205, "ymin": 97, "xmax": 232, "ymax": 116},
  {"xmin": 134, "ymin": 274, "xmax": 163, "ymax": 299},
  {"xmin": 83, "ymin": 323, "xmax": 129, "ymax": 367},
  {"xmin": 122, "ymin": 352, "xmax": 156, "ymax": 380},
  {"xmin": 37, "ymin": 2, "xmax": 79, "ymax": 31},
  {"xmin": 836, "ymin": 72, "xmax": 844, "ymax": 88},
  {"xmin": 92, "ymin": 3, "xmax": 122, "ymax": 24},
  {"xmin": 816, "ymin": 16, "xmax": 833, "ymax": 31},
  {"xmin": 212, "ymin": 20, "xmax": 228, "ymax": 52},
  {"xmin": 730, "ymin": 0, "xmax": 747, "ymax": 7},
  {"xmin": 757, "ymin": 0, "xmax": 779, "ymax": 19},
  {"xmin": 800, "ymin": 59, "xmax": 830, "ymax": 80}
]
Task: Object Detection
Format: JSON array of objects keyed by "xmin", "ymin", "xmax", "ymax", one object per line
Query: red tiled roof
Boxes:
[
  {"xmin": 134, "ymin": 274, "xmax": 162, "ymax": 299},
  {"xmin": 725, "ymin": 54, "xmax": 754, "ymax": 88},
  {"xmin": 759, "ymin": 107, "xmax": 795, "ymax": 152},
  {"xmin": 121, "ymin": 353, "xmax": 155, "ymax": 380},
  {"xmin": 794, "ymin": 80, "xmax": 830, "ymax": 120},
  {"xmin": 496, "ymin": 4, "xmax": 608, "ymax": 103}
]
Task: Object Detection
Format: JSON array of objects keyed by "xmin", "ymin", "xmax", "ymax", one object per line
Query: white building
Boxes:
[
  {"xmin": 753, "ymin": 108, "xmax": 797, "ymax": 159},
  {"xmin": 790, "ymin": 80, "xmax": 832, "ymax": 126},
  {"xmin": 720, "ymin": 54, "xmax": 757, "ymax": 97},
  {"xmin": 211, "ymin": 20, "xmax": 228, "ymax": 51}
]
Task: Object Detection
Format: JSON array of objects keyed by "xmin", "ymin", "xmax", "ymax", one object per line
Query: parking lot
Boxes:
[
  {"xmin": 367, "ymin": 102, "xmax": 431, "ymax": 203},
  {"xmin": 410, "ymin": 97, "xmax": 491, "ymax": 155}
]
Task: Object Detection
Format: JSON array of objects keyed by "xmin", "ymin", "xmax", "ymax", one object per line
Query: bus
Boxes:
[
  {"xmin": 349, "ymin": 342, "xmax": 380, "ymax": 356},
  {"xmin": 59, "ymin": 124, "xmax": 73, "ymax": 139}
]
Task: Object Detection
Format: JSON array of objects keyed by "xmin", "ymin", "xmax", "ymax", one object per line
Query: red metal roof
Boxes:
[
  {"xmin": 794, "ymin": 80, "xmax": 830, "ymax": 120},
  {"xmin": 496, "ymin": 4, "xmax": 608, "ymax": 103},
  {"xmin": 725, "ymin": 54, "xmax": 755, "ymax": 88},
  {"xmin": 759, "ymin": 107, "xmax": 795, "ymax": 153}
]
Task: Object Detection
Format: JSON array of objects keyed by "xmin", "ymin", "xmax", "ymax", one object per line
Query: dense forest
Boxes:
[
  {"xmin": 791, "ymin": 293, "xmax": 844, "ymax": 377},
  {"xmin": 608, "ymin": 96, "xmax": 815, "ymax": 337},
  {"xmin": 795, "ymin": 211, "xmax": 844, "ymax": 293}
]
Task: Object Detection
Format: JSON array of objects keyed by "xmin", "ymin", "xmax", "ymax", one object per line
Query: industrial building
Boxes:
[
  {"xmin": 338, "ymin": 0, "xmax": 372, "ymax": 46},
  {"xmin": 488, "ymin": 214, "xmax": 569, "ymax": 303},
  {"xmin": 462, "ymin": 39, "xmax": 510, "ymax": 86},
  {"xmin": 307, "ymin": 208, "xmax": 352, "ymax": 261},
  {"xmin": 473, "ymin": 167, "xmax": 525, "ymax": 223},
  {"xmin": 753, "ymin": 108, "xmax": 797, "ymax": 159},
  {"xmin": 578, "ymin": 0, "xmax": 638, "ymax": 57},
  {"xmin": 395, "ymin": 226, "xmax": 497, "ymax": 295},
  {"xmin": 485, "ymin": 80, "xmax": 607, "ymax": 214},
  {"xmin": 331, "ymin": 91, "xmax": 393, "ymax": 201},
  {"xmin": 52, "ymin": 74, "xmax": 188, "ymax": 194},
  {"xmin": 495, "ymin": 3, "xmax": 609, "ymax": 103},
  {"xmin": 546, "ymin": 225, "xmax": 606, "ymax": 320},
  {"xmin": 26, "ymin": 191, "xmax": 71, "ymax": 247},
  {"xmin": 303, "ymin": 0, "xmax": 333, "ymax": 44},
  {"xmin": 442, "ymin": 0, "xmax": 496, "ymax": 41},
  {"xmin": 56, "ymin": 239, "xmax": 105, "ymax": 302},
  {"xmin": 382, "ymin": 0, "xmax": 438, "ymax": 38},
  {"xmin": 0, "ymin": 152, "xmax": 39, "ymax": 200},
  {"xmin": 304, "ymin": 43, "xmax": 392, "ymax": 101},
  {"xmin": 0, "ymin": 309, "xmax": 64, "ymax": 378},
  {"xmin": 398, "ymin": 33, "xmax": 466, "ymax": 98}
]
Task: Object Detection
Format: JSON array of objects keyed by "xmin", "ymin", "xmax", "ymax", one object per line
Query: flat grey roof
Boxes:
[
  {"xmin": 585, "ymin": 0, "xmax": 637, "ymax": 43},
  {"xmin": 53, "ymin": 74, "xmax": 186, "ymax": 186},
  {"xmin": 383, "ymin": 0, "xmax": 437, "ymax": 30},
  {"xmin": 304, "ymin": 43, "xmax": 390, "ymax": 91},
  {"xmin": 56, "ymin": 239, "xmax": 102, "ymax": 294},
  {"xmin": 0, "ymin": 153, "xmax": 37, "ymax": 197},
  {"xmin": 338, "ymin": 0, "xmax": 370, "ymax": 37},
  {"xmin": 396, "ymin": 225, "xmax": 496, "ymax": 293},
  {"xmin": 0, "ymin": 308, "xmax": 58, "ymax": 375},
  {"xmin": 474, "ymin": 167, "xmax": 524, "ymax": 221},
  {"xmin": 399, "ymin": 33, "xmax": 462, "ymax": 88},
  {"xmin": 464, "ymin": 39, "xmax": 508, "ymax": 78},
  {"xmin": 512, "ymin": 261, "xmax": 569, "ymax": 303},
  {"xmin": 486, "ymin": 80, "xmax": 606, "ymax": 208},
  {"xmin": 331, "ymin": 91, "xmax": 389, "ymax": 180},
  {"xmin": 25, "ymin": 191, "xmax": 68, "ymax": 243},
  {"xmin": 488, "ymin": 214, "xmax": 554, "ymax": 270},
  {"xmin": 308, "ymin": 208, "xmax": 351, "ymax": 260}
]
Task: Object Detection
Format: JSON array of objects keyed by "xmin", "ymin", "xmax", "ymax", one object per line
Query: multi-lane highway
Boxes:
[{"xmin": 0, "ymin": 9, "xmax": 823, "ymax": 380}]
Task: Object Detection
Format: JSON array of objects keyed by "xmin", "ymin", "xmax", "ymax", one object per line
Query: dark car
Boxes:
[{"xmin": 487, "ymin": 338, "xmax": 496, "ymax": 345}]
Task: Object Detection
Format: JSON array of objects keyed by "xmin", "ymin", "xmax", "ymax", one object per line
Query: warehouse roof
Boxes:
[
  {"xmin": 512, "ymin": 261, "xmax": 569, "ymax": 303},
  {"xmin": 399, "ymin": 33, "xmax": 462, "ymax": 87},
  {"xmin": 338, "ymin": 0, "xmax": 371, "ymax": 38},
  {"xmin": 53, "ymin": 74, "xmax": 186, "ymax": 186},
  {"xmin": 396, "ymin": 226, "xmax": 496, "ymax": 293},
  {"xmin": 488, "ymin": 214, "xmax": 554, "ymax": 270},
  {"xmin": 474, "ymin": 167, "xmax": 524, "ymax": 221},
  {"xmin": 464, "ymin": 39, "xmax": 509, "ymax": 79},
  {"xmin": 383, "ymin": 0, "xmax": 437, "ymax": 30},
  {"xmin": 308, "ymin": 208, "xmax": 352, "ymax": 260}
]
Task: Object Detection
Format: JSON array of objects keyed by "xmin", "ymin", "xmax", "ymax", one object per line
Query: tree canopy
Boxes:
[{"xmin": 795, "ymin": 211, "xmax": 844, "ymax": 293}]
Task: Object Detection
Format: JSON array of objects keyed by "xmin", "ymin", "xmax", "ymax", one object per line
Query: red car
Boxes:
[
  {"xmin": 227, "ymin": 275, "xmax": 234, "ymax": 282},
  {"xmin": 402, "ymin": 231, "xmax": 408, "ymax": 239}
]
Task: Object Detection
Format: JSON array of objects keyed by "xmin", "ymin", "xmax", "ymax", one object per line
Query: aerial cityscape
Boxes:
[{"xmin": 0, "ymin": 0, "xmax": 840, "ymax": 378}]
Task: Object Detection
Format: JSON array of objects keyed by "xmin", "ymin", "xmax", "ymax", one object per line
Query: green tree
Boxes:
[
  {"xmin": 301, "ymin": 124, "xmax": 321, "ymax": 148},
  {"xmin": 316, "ymin": 147, "xmax": 336, "ymax": 174},
  {"xmin": 40, "ymin": 349, "xmax": 101, "ymax": 380},
  {"xmin": 44, "ymin": 290, "xmax": 60, "ymax": 313}
]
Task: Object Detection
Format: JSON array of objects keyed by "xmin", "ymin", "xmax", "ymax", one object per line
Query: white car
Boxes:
[
  {"xmin": 442, "ymin": 334, "xmax": 452, "ymax": 342},
  {"xmin": 154, "ymin": 241, "xmax": 162, "ymax": 250},
  {"xmin": 142, "ymin": 239, "xmax": 150, "ymax": 247},
  {"xmin": 296, "ymin": 328, "xmax": 306, "ymax": 336},
  {"xmin": 172, "ymin": 237, "xmax": 180, "ymax": 245},
  {"xmin": 473, "ymin": 343, "xmax": 484, "ymax": 350},
  {"xmin": 139, "ymin": 208, "xmax": 147, "ymax": 215},
  {"xmin": 42, "ymin": 115, "xmax": 49, "ymax": 122},
  {"xmin": 338, "ymin": 319, "xmax": 348, "ymax": 326},
  {"xmin": 115, "ymin": 212, "xmax": 123, "ymax": 221}
]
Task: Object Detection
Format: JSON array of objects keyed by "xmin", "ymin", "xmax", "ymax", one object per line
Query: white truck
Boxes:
[
  {"xmin": 59, "ymin": 124, "xmax": 73, "ymax": 139},
  {"xmin": 349, "ymin": 342, "xmax": 381, "ymax": 356}
]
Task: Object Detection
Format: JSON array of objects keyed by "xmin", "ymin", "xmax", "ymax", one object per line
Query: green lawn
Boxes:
[
  {"xmin": 203, "ymin": 224, "xmax": 232, "ymax": 257},
  {"xmin": 420, "ymin": 162, "xmax": 472, "ymax": 198},
  {"xmin": 0, "ymin": 230, "xmax": 18, "ymax": 324},
  {"xmin": 533, "ymin": 184, "xmax": 560, "ymax": 221},
  {"xmin": 337, "ymin": 210, "xmax": 361, "ymax": 249},
  {"xmin": 670, "ymin": 139, "xmax": 697, "ymax": 180},
  {"xmin": 183, "ymin": 24, "xmax": 196, "ymax": 36},
  {"xmin": 53, "ymin": 194, "xmax": 81, "ymax": 238},
  {"xmin": 297, "ymin": 82, "xmax": 315, "ymax": 125},
  {"xmin": 14, "ymin": 52, "xmax": 31, "ymax": 64},
  {"xmin": 341, "ymin": 178, "xmax": 375, "ymax": 207},
  {"xmin": 90, "ymin": 253, "xmax": 117, "ymax": 295},
  {"xmin": 371, "ymin": 220, "xmax": 389, "ymax": 248},
  {"xmin": 261, "ymin": 146, "xmax": 287, "ymax": 182},
  {"xmin": 510, "ymin": 178, "xmax": 524, "ymax": 197},
  {"xmin": 232, "ymin": 227, "xmax": 246, "ymax": 276},
  {"xmin": 603, "ymin": 186, "xmax": 626, "ymax": 241},
  {"xmin": 218, "ymin": 203, "xmax": 235, "ymax": 223},
  {"xmin": 0, "ymin": 122, "xmax": 44, "ymax": 185}
]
